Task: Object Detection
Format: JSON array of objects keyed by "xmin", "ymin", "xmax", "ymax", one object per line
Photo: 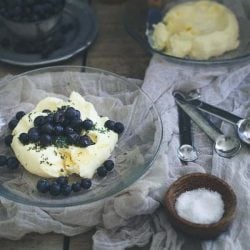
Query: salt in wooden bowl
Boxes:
[{"xmin": 164, "ymin": 173, "xmax": 237, "ymax": 239}]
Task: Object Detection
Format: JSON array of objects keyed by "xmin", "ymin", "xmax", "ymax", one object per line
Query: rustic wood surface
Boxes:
[{"xmin": 0, "ymin": 0, "xmax": 151, "ymax": 249}]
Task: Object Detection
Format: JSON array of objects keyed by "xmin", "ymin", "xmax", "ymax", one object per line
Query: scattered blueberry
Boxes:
[
  {"xmin": 19, "ymin": 133, "xmax": 29, "ymax": 145},
  {"xmin": 56, "ymin": 176, "xmax": 68, "ymax": 185},
  {"xmin": 81, "ymin": 178, "xmax": 92, "ymax": 189},
  {"xmin": 6, "ymin": 157, "xmax": 19, "ymax": 169},
  {"xmin": 71, "ymin": 182, "xmax": 81, "ymax": 192},
  {"xmin": 61, "ymin": 184, "xmax": 72, "ymax": 196},
  {"xmin": 113, "ymin": 122, "xmax": 125, "ymax": 134},
  {"xmin": 37, "ymin": 179, "xmax": 50, "ymax": 193},
  {"xmin": 49, "ymin": 182, "xmax": 61, "ymax": 196},
  {"xmin": 77, "ymin": 135, "xmax": 93, "ymax": 147},
  {"xmin": 40, "ymin": 134, "xmax": 52, "ymax": 147},
  {"xmin": 15, "ymin": 111, "xmax": 26, "ymax": 121},
  {"xmin": 4, "ymin": 135, "xmax": 13, "ymax": 146},
  {"xmin": 103, "ymin": 160, "xmax": 114, "ymax": 171},
  {"xmin": 28, "ymin": 128, "xmax": 40, "ymax": 142},
  {"xmin": 97, "ymin": 166, "xmax": 108, "ymax": 177},
  {"xmin": 82, "ymin": 119, "xmax": 94, "ymax": 130},
  {"xmin": 8, "ymin": 119, "xmax": 19, "ymax": 130},
  {"xmin": 104, "ymin": 120, "xmax": 115, "ymax": 130},
  {"xmin": 0, "ymin": 155, "xmax": 7, "ymax": 166}
]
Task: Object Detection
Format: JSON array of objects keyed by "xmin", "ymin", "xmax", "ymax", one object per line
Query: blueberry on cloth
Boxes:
[
  {"xmin": 49, "ymin": 182, "xmax": 61, "ymax": 196},
  {"xmin": 81, "ymin": 178, "xmax": 92, "ymax": 189},
  {"xmin": 104, "ymin": 120, "xmax": 115, "ymax": 130},
  {"xmin": 4, "ymin": 135, "xmax": 13, "ymax": 147},
  {"xmin": 103, "ymin": 160, "xmax": 114, "ymax": 171},
  {"xmin": 113, "ymin": 122, "xmax": 124, "ymax": 134},
  {"xmin": 37, "ymin": 179, "xmax": 50, "ymax": 193},
  {"xmin": 19, "ymin": 133, "xmax": 29, "ymax": 145},
  {"xmin": 97, "ymin": 166, "xmax": 108, "ymax": 177},
  {"xmin": 8, "ymin": 119, "xmax": 18, "ymax": 130},
  {"xmin": 71, "ymin": 182, "xmax": 81, "ymax": 192},
  {"xmin": 0, "ymin": 155, "xmax": 7, "ymax": 166},
  {"xmin": 15, "ymin": 111, "xmax": 25, "ymax": 121},
  {"xmin": 6, "ymin": 157, "xmax": 19, "ymax": 169}
]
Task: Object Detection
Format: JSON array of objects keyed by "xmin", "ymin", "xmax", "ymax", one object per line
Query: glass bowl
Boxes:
[
  {"xmin": 124, "ymin": 0, "xmax": 250, "ymax": 65},
  {"xmin": 0, "ymin": 66, "xmax": 163, "ymax": 207}
]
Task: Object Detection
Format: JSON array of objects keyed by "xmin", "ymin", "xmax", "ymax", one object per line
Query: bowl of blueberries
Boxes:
[{"xmin": 0, "ymin": 0, "xmax": 66, "ymax": 40}]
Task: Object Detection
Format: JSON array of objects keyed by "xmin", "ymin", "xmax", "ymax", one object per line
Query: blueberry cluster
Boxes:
[
  {"xmin": 0, "ymin": 0, "xmax": 65, "ymax": 22},
  {"xmin": 96, "ymin": 159, "xmax": 115, "ymax": 177},
  {"xmin": 0, "ymin": 155, "xmax": 19, "ymax": 170},
  {"xmin": 37, "ymin": 176, "xmax": 92, "ymax": 196},
  {"xmin": 104, "ymin": 120, "xmax": 124, "ymax": 134},
  {"xmin": 18, "ymin": 107, "xmax": 96, "ymax": 148}
]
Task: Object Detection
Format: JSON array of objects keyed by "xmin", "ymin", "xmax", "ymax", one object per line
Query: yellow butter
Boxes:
[
  {"xmin": 152, "ymin": 0, "xmax": 239, "ymax": 59},
  {"xmin": 11, "ymin": 92, "xmax": 118, "ymax": 179}
]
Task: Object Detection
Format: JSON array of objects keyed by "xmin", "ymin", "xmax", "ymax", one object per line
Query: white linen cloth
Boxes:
[{"xmin": 0, "ymin": 56, "xmax": 249, "ymax": 250}]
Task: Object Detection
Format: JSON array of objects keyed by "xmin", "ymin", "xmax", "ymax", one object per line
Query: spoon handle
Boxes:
[
  {"xmin": 188, "ymin": 99, "xmax": 242, "ymax": 125},
  {"xmin": 178, "ymin": 106, "xmax": 192, "ymax": 146},
  {"xmin": 175, "ymin": 94, "xmax": 222, "ymax": 142}
]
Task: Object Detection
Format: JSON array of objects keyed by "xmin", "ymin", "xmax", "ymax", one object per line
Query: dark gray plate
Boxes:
[{"xmin": 0, "ymin": 1, "xmax": 98, "ymax": 66}]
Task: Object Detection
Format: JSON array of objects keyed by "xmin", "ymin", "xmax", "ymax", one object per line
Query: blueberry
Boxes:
[
  {"xmin": 53, "ymin": 111, "xmax": 65, "ymax": 124},
  {"xmin": 56, "ymin": 176, "xmax": 68, "ymax": 185},
  {"xmin": 67, "ymin": 133, "xmax": 79, "ymax": 144},
  {"xmin": 82, "ymin": 119, "xmax": 94, "ymax": 130},
  {"xmin": 8, "ymin": 119, "xmax": 19, "ymax": 130},
  {"xmin": 65, "ymin": 107, "xmax": 77, "ymax": 119},
  {"xmin": 70, "ymin": 119, "xmax": 82, "ymax": 132},
  {"xmin": 0, "ymin": 155, "xmax": 7, "ymax": 166},
  {"xmin": 75, "ymin": 110, "xmax": 81, "ymax": 119},
  {"xmin": 71, "ymin": 182, "xmax": 81, "ymax": 192},
  {"xmin": 103, "ymin": 160, "xmax": 114, "ymax": 171},
  {"xmin": 34, "ymin": 116, "xmax": 46, "ymax": 127},
  {"xmin": 37, "ymin": 179, "xmax": 50, "ymax": 193},
  {"xmin": 45, "ymin": 114, "xmax": 54, "ymax": 124},
  {"xmin": 15, "ymin": 111, "xmax": 25, "ymax": 121},
  {"xmin": 97, "ymin": 166, "xmax": 108, "ymax": 177},
  {"xmin": 54, "ymin": 125, "xmax": 64, "ymax": 135},
  {"xmin": 61, "ymin": 184, "xmax": 71, "ymax": 196},
  {"xmin": 81, "ymin": 178, "xmax": 92, "ymax": 189},
  {"xmin": 64, "ymin": 126, "xmax": 74, "ymax": 135},
  {"xmin": 40, "ymin": 124, "xmax": 54, "ymax": 135},
  {"xmin": 49, "ymin": 182, "xmax": 61, "ymax": 196},
  {"xmin": 114, "ymin": 122, "xmax": 125, "ymax": 134},
  {"xmin": 77, "ymin": 135, "xmax": 93, "ymax": 147},
  {"xmin": 6, "ymin": 157, "xmax": 19, "ymax": 169},
  {"xmin": 104, "ymin": 120, "xmax": 115, "ymax": 130},
  {"xmin": 4, "ymin": 135, "xmax": 13, "ymax": 147},
  {"xmin": 19, "ymin": 133, "xmax": 29, "ymax": 145},
  {"xmin": 40, "ymin": 134, "xmax": 52, "ymax": 147},
  {"xmin": 28, "ymin": 128, "xmax": 40, "ymax": 142}
]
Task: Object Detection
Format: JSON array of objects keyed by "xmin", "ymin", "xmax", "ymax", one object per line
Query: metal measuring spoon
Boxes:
[
  {"xmin": 188, "ymin": 99, "xmax": 250, "ymax": 145},
  {"xmin": 174, "ymin": 93, "xmax": 241, "ymax": 158},
  {"xmin": 174, "ymin": 92, "xmax": 198, "ymax": 163}
]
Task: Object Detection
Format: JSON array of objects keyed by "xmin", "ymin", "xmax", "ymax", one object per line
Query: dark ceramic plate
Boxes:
[{"xmin": 0, "ymin": 0, "xmax": 98, "ymax": 66}]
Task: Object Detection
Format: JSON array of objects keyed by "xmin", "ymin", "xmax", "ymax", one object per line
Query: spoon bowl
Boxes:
[
  {"xmin": 214, "ymin": 135, "xmax": 241, "ymax": 158},
  {"xmin": 177, "ymin": 144, "xmax": 198, "ymax": 162},
  {"xmin": 237, "ymin": 119, "xmax": 250, "ymax": 144}
]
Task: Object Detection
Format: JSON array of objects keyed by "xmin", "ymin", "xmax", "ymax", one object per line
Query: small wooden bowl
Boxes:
[{"xmin": 165, "ymin": 173, "xmax": 237, "ymax": 239}]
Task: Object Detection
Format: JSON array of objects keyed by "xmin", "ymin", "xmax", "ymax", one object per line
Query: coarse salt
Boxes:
[{"xmin": 175, "ymin": 188, "xmax": 224, "ymax": 224}]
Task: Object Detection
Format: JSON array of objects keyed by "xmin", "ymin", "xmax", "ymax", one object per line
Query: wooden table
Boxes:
[{"xmin": 0, "ymin": 1, "xmax": 151, "ymax": 249}]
